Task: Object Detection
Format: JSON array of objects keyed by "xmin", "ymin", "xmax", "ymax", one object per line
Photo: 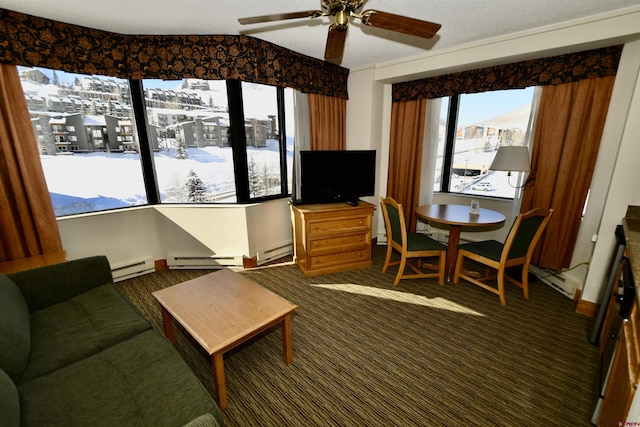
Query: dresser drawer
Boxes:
[
  {"xmin": 307, "ymin": 216, "xmax": 370, "ymax": 235},
  {"xmin": 309, "ymin": 248, "xmax": 371, "ymax": 270},
  {"xmin": 291, "ymin": 202, "xmax": 375, "ymax": 277},
  {"xmin": 308, "ymin": 233, "xmax": 370, "ymax": 254}
]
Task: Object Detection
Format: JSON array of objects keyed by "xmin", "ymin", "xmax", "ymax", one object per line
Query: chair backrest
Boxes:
[
  {"xmin": 502, "ymin": 208, "xmax": 554, "ymax": 262},
  {"xmin": 380, "ymin": 197, "xmax": 407, "ymax": 249}
]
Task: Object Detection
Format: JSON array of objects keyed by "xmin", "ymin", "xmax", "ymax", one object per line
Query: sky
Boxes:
[{"xmin": 457, "ymin": 87, "xmax": 535, "ymax": 126}]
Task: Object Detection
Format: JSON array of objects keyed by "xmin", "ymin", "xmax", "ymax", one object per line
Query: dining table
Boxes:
[{"xmin": 414, "ymin": 204, "xmax": 506, "ymax": 281}]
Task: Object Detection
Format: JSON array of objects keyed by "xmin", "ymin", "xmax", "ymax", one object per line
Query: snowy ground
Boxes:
[{"xmin": 42, "ymin": 139, "xmax": 292, "ymax": 216}]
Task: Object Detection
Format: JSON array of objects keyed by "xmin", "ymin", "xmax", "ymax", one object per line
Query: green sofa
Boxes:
[{"xmin": 0, "ymin": 256, "xmax": 223, "ymax": 427}]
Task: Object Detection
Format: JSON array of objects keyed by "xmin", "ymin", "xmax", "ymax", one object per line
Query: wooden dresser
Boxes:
[{"xmin": 290, "ymin": 201, "xmax": 374, "ymax": 277}]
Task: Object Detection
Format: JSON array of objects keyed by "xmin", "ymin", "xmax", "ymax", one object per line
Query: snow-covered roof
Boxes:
[{"xmin": 83, "ymin": 115, "xmax": 106, "ymax": 126}]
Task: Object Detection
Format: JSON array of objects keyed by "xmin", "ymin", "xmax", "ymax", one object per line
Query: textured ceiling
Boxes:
[{"xmin": 1, "ymin": 0, "xmax": 639, "ymax": 70}]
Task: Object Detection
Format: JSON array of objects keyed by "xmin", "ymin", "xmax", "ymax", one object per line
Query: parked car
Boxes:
[{"xmin": 472, "ymin": 182, "xmax": 493, "ymax": 191}]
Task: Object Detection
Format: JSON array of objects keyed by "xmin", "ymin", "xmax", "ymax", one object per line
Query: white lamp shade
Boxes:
[{"xmin": 489, "ymin": 146, "xmax": 530, "ymax": 172}]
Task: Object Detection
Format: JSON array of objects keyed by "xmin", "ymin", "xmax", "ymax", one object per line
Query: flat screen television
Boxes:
[{"xmin": 297, "ymin": 150, "xmax": 376, "ymax": 205}]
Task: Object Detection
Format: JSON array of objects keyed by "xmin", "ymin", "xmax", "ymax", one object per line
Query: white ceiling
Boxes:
[{"xmin": 1, "ymin": 0, "xmax": 639, "ymax": 70}]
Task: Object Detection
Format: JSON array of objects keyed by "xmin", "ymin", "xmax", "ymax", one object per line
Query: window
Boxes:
[
  {"xmin": 241, "ymin": 82, "xmax": 293, "ymax": 199},
  {"xmin": 145, "ymin": 79, "xmax": 293, "ymax": 204},
  {"xmin": 19, "ymin": 67, "xmax": 148, "ymax": 216},
  {"xmin": 19, "ymin": 66, "xmax": 295, "ymax": 216},
  {"xmin": 147, "ymin": 78, "xmax": 235, "ymax": 203},
  {"xmin": 433, "ymin": 88, "xmax": 535, "ymax": 198}
]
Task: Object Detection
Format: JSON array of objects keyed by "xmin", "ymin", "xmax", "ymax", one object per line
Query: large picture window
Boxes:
[
  {"xmin": 18, "ymin": 66, "xmax": 295, "ymax": 215},
  {"xmin": 19, "ymin": 67, "xmax": 147, "ymax": 216},
  {"xmin": 433, "ymin": 88, "xmax": 536, "ymax": 198}
]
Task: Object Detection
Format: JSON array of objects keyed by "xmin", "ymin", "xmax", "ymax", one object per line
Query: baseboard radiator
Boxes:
[
  {"xmin": 529, "ymin": 265, "xmax": 575, "ymax": 299},
  {"xmin": 111, "ymin": 257, "xmax": 155, "ymax": 282},
  {"xmin": 166, "ymin": 254, "xmax": 244, "ymax": 269},
  {"xmin": 256, "ymin": 242, "xmax": 292, "ymax": 265}
]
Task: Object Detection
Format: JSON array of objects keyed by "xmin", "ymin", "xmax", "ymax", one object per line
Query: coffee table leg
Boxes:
[
  {"xmin": 211, "ymin": 352, "xmax": 227, "ymax": 410},
  {"xmin": 282, "ymin": 314, "xmax": 293, "ymax": 364},
  {"xmin": 160, "ymin": 307, "xmax": 175, "ymax": 345}
]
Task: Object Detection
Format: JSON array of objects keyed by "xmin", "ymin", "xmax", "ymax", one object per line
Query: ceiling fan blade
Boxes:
[
  {"xmin": 324, "ymin": 24, "xmax": 348, "ymax": 61},
  {"xmin": 360, "ymin": 10, "xmax": 441, "ymax": 39},
  {"xmin": 238, "ymin": 10, "xmax": 323, "ymax": 25}
]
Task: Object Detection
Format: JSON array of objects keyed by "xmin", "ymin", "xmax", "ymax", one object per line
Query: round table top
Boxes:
[{"xmin": 414, "ymin": 204, "xmax": 506, "ymax": 227}]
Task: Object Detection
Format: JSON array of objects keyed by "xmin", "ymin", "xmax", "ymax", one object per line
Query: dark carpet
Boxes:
[{"xmin": 116, "ymin": 245, "xmax": 600, "ymax": 427}]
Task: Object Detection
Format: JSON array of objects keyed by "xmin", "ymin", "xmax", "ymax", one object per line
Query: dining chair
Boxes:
[
  {"xmin": 380, "ymin": 197, "xmax": 447, "ymax": 286},
  {"xmin": 453, "ymin": 207, "xmax": 554, "ymax": 305}
]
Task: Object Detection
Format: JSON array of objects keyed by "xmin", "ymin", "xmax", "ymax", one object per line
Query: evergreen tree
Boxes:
[
  {"xmin": 261, "ymin": 162, "xmax": 270, "ymax": 196},
  {"xmin": 248, "ymin": 156, "xmax": 261, "ymax": 197},
  {"xmin": 175, "ymin": 136, "xmax": 188, "ymax": 159},
  {"xmin": 186, "ymin": 169, "xmax": 206, "ymax": 202}
]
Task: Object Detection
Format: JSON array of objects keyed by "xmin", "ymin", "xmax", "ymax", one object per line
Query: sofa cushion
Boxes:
[
  {"xmin": 0, "ymin": 368, "xmax": 20, "ymax": 427},
  {"xmin": 19, "ymin": 283, "xmax": 151, "ymax": 383},
  {"xmin": 182, "ymin": 413, "xmax": 221, "ymax": 427},
  {"xmin": 0, "ymin": 274, "xmax": 30, "ymax": 381},
  {"xmin": 18, "ymin": 329, "xmax": 222, "ymax": 427}
]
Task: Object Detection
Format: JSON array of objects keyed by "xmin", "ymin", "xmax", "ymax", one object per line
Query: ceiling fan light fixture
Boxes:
[
  {"xmin": 334, "ymin": 10, "xmax": 350, "ymax": 27},
  {"xmin": 238, "ymin": 0, "xmax": 441, "ymax": 64}
]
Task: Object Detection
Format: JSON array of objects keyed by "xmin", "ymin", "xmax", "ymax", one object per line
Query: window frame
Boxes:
[
  {"xmin": 25, "ymin": 68, "xmax": 296, "ymax": 216},
  {"xmin": 131, "ymin": 78, "xmax": 292, "ymax": 206},
  {"xmin": 435, "ymin": 91, "xmax": 533, "ymax": 200}
]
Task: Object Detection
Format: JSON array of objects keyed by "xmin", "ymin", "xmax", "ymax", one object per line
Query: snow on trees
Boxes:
[{"xmin": 186, "ymin": 169, "xmax": 206, "ymax": 202}]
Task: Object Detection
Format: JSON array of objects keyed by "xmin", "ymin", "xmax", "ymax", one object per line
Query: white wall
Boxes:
[
  {"xmin": 58, "ymin": 199, "xmax": 293, "ymax": 268},
  {"xmin": 345, "ymin": 6, "xmax": 640, "ymax": 302},
  {"xmin": 582, "ymin": 40, "xmax": 640, "ymax": 301},
  {"xmin": 245, "ymin": 199, "xmax": 293, "ymax": 262},
  {"xmin": 57, "ymin": 206, "xmax": 163, "ymax": 268},
  {"xmin": 346, "ymin": 66, "xmax": 386, "ymax": 233}
]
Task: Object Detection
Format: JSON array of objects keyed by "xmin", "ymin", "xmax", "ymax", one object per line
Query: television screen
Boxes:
[{"xmin": 298, "ymin": 150, "xmax": 376, "ymax": 205}]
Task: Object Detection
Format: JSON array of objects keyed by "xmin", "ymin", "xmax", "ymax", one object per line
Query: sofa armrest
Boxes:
[
  {"xmin": 7, "ymin": 256, "xmax": 113, "ymax": 312},
  {"xmin": 182, "ymin": 414, "xmax": 221, "ymax": 427}
]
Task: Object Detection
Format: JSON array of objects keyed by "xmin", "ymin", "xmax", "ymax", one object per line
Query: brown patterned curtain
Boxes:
[
  {"xmin": 0, "ymin": 63, "xmax": 63, "ymax": 262},
  {"xmin": 308, "ymin": 93, "xmax": 347, "ymax": 151},
  {"xmin": 0, "ymin": 8, "xmax": 349, "ymax": 99},
  {"xmin": 520, "ymin": 76, "xmax": 616, "ymax": 270},
  {"xmin": 392, "ymin": 45, "xmax": 621, "ymax": 102},
  {"xmin": 386, "ymin": 98, "xmax": 427, "ymax": 232}
]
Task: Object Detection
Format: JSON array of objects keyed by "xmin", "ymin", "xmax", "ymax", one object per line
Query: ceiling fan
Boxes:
[{"xmin": 238, "ymin": 0, "xmax": 441, "ymax": 63}]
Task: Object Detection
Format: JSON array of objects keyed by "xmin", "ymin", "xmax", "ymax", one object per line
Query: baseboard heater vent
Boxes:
[
  {"xmin": 529, "ymin": 265, "xmax": 574, "ymax": 299},
  {"xmin": 256, "ymin": 242, "xmax": 292, "ymax": 265},
  {"xmin": 111, "ymin": 257, "xmax": 155, "ymax": 282},
  {"xmin": 167, "ymin": 254, "xmax": 244, "ymax": 269}
]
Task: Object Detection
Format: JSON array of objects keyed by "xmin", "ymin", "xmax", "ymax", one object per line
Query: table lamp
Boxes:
[{"xmin": 489, "ymin": 146, "xmax": 530, "ymax": 187}]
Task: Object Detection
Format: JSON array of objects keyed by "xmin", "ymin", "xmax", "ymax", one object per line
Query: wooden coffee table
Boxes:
[{"xmin": 152, "ymin": 268, "xmax": 297, "ymax": 410}]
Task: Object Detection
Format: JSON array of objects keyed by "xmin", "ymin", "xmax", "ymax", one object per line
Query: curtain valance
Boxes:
[
  {"xmin": 392, "ymin": 45, "xmax": 622, "ymax": 102},
  {"xmin": 0, "ymin": 8, "xmax": 349, "ymax": 99}
]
